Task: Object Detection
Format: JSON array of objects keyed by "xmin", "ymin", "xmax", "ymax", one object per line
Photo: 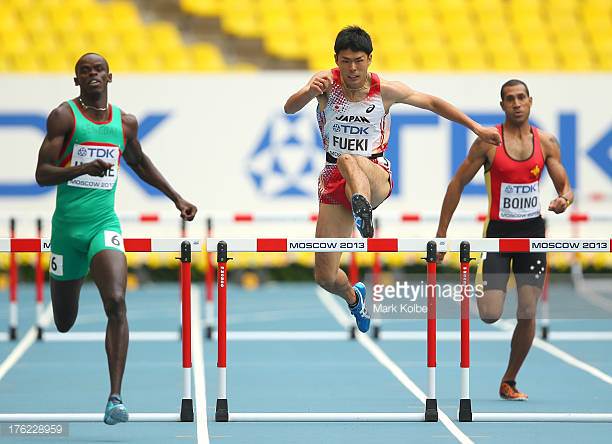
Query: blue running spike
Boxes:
[{"xmin": 350, "ymin": 282, "xmax": 371, "ymax": 333}]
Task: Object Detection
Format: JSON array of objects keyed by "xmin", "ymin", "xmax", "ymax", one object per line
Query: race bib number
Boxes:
[
  {"xmin": 68, "ymin": 143, "xmax": 119, "ymax": 190},
  {"xmin": 499, "ymin": 181, "xmax": 541, "ymax": 220},
  {"xmin": 104, "ymin": 231, "xmax": 125, "ymax": 252},
  {"xmin": 49, "ymin": 253, "xmax": 63, "ymax": 276}
]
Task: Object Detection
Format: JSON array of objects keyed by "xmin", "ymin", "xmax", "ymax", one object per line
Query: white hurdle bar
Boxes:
[
  {"xmin": 0, "ymin": 239, "xmax": 196, "ymax": 423},
  {"xmin": 456, "ymin": 241, "xmax": 612, "ymax": 423},
  {"xmin": 205, "ymin": 237, "xmax": 611, "ymax": 253}
]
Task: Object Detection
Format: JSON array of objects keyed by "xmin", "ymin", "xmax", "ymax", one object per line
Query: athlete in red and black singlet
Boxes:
[{"xmin": 482, "ymin": 124, "xmax": 547, "ymax": 291}]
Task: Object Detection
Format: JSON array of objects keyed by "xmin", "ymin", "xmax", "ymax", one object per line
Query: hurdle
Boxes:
[
  {"xmin": 456, "ymin": 240, "xmax": 612, "ymax": 423},
  {"xmin": 210, "ymin": 238, "xmax": 443, "ymax": 422},
  {"xmin": 0, "ymin": 213, "xmax": 186, "ymax": 341},
  {"xmin": 208, "ymin": 236, "xmax": 610, "ymax": 423},
  {"xmin": 373, "ymin": 211, "xmax": 612, "ymax": 341},
  {"xmin": 0, "ymin": 238, "xmax": 198, "ymax": 423}
]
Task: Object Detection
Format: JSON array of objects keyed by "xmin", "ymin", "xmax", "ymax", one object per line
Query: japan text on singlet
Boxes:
[
  {"xmin": 485, "ymin": 124, "xmax": 545, "ymax": 221},
  {"xmin": 53, "ymin": 100, "xmax": 125, "ymax": 222},
  {"xmin": 317, "ymin": 68, "xmax": 390, "ymax": 160}
]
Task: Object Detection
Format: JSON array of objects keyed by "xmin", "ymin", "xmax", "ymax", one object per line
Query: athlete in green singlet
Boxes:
[{"xmin": 35, "ymin": 53, "xmax": 197, "ymax": 425}]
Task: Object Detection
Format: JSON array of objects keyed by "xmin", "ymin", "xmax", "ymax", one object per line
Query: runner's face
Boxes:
[
  {"xmin": 74, "ymin": 55, "xmax": 111, "ymax": 94},
  {"xmin": 335, "ymin": 49, "xmax": 371, "ymax": 89},
  {"xmin": 500, "ymin": 84, "xmax": 532, "ymax": 124}
]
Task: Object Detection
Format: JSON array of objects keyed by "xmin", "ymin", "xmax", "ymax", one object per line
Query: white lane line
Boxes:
[
  {"xmin": 317, "ymin": 287, "xmax": 474, "ymax": 444},
  {"xmin": 211, "ymin": 331, "xmax": 349, "ymax": 341},
  {"xmin": 380, "ymin": 330, "xmax": 612, "ymax": 341},
  {"xmin": 0, "ymin": 303, "xmax": 53, "ymax": 382},
  {"xmin": 43, "ymin": 331, "xmax": 181, "ymax": 341},
  {"xmin": 496, "ymin": 319, "xmax": 612, "ymax": 386},
  {"xmin": 191, "ymin": 287, "xmax": 210, "ymax": 443}
]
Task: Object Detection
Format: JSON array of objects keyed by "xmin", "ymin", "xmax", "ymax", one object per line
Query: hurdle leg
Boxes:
[
  {"xmin": 424, "ymin": 241, "xmax": 438, "ymax": 422},
  {"xmin": 179, "ymin": 241, "xmax": 194, "ymax": 422},
  {"xmin": 205, "ymin": 217, "xmax": 215, "ymax": 339},
  {"xmin": 35, "ymin": 218, "xmax": 44, "ymax": 340},
  {"xmin": 215, "ymin": 241, "xmax": 229, "ymax": 422},
  {"xmin": 9, "ymin": 218, "xmax": 17, "ymax": 340},
  {"xmin": 458, "ymin": 241, "xmax": 473, "ymax": 422}
]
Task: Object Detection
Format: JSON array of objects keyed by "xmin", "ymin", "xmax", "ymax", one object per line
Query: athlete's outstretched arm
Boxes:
[
  {"xmin": 542, "ymin": 132, "xmax": 573, "ymax": 214},
  {"xmin": 436, "ymin": 140, "xmax": 490, "ymax": 261},
  {"xmin": 35, "ymin": 104, "xmax": 113, "ymax": 186},
  {"xmin": 284, "ymin": 71, "xmax": 332, "ymax": 114},
  {"xmin": 383, "ymin": 81, "xmax": 502, "ymax": 146},
  {"xmin": 121, "ymin": 113, "xmax": 197, "ymax": 221}
]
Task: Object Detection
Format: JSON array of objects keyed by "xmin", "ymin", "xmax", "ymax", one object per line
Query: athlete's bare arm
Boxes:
[
  {"xmin": 381, "ymin": 80, "xmax": 502, "ymax": 146},
  {"xmin": 284, "ymin": 70, "xmax": 333, "ymax": 114},
  {"xmin": 35, "ymin": 103, "xmax": 113, "ymax": 186},
  {"xmin": 436, "ymin": 139, "xmax": 493, "ymax": 261},
  {"xmin": 121, "ymin": 112, "xmax": 197, "ymax": 221},
  {"xmin": 540, "ymin": 130, "xmax": 573, "ymax": 214}
]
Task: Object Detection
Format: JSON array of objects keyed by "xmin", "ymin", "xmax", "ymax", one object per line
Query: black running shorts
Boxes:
[{"xmin": 481, "ymin": 216, "xmax": 547, "ymax": 291}]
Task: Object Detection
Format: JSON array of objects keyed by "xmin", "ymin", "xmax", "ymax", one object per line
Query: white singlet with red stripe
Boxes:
[{"xmin": 317, "ymin": 68, "xmax": 390, "ymax": 160}]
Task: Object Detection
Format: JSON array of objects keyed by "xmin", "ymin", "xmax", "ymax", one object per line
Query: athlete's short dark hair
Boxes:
[
  {"xmin": 500, "ymin": 79, "xmax": 530, "ymax": 100},
  {"xmin": 334, "ymin": 26, "xmax": 373, "ymax": 55},
  {"xmin": 75, "ymin": 53, "xmax": 109, "ymax": 75}
]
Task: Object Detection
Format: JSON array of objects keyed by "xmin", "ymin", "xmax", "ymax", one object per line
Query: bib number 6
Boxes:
[
  {"xmin": 104, "ymin": 231, "xmax": 125, "ymax": 252},
  {"xmin": 49, "ymin": 253, "xmax": 64, "ymax": 276}
]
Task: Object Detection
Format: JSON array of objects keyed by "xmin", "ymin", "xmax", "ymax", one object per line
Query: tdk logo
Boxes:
[
  {"xmin": 248, "ymin": 114, "xmax": 324, "ymax": 197},
  {"xmin": 333, "ymin": 124, "xmax": 369, "ymax": 135},
  {"xmin": 87, "ymin": 147, "xmax": 115, "ymax": 158},
  {"xmin": 77, "ymin": 147, "xmax": 88, "ymax": 156}
]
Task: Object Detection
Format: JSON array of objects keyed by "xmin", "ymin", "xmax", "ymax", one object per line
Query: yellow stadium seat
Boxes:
[
  {"xmin": 454, "ymin": 52, "xmax": 489, "ymax": 70},
  {"xmin": 467, "ymin": 0, "xmax": 503, "ymax": 15},
  {"xmin": 221, "ymin": 11, "xmax": 262, "ymax": 38},
  {"xmin": 40, "ymin": 53, "xmax": 72, "ymax": 73},
  {"xmin": 11, "ymin": 54, "xmax": 41, "ymax": 72},
  {"xmin": 0, "ymin": 56, "xmax": 10, "ymax": 72},
  {"xmin": 378, "ymin": 54, "xmax": 419, "ymax": 72},
  {"xmin": 160, "ymin": 47, "xmax": 193, "ymax": 71},
  {"xmin": 490, "ymin": 51, "xmax": 523, "ymax": 71},
  {"xmin": 147, "ymin": 22, "xmax": 183, "ymax": 49},
  {"xmin": 404, "ymin": 15, "xmax": 439, "ymax": 40},
  {"xmin": 180, "ymin": 0, "xmax": 220, "ymax": 16},
  {"xmin": 1, "ymin": 32, "xmax": 29, "ymax": 54},
  {"xmin": 132, "ymin": 53, "xmax": 164, "ymax": 72},
  {"xmin": 264, "ymin": 34, "xmax": 303, "ymax": 60},
  {"xmin": 398, "ymin": 0, "xmax": 434, "ymax": 20},
  {"xmin": 417, "ymin": 47, "xmax": 453, "ymax": 70},
  {"xmin": 363, "ymin": 0, "xmax": 399, "ymax": 21},
  {"xmin": 192, "ymin": 43, "xmax": 226, "ymax": 71},
  {"xmin": 308, "ymin": 52, "xmax": 335, "ymax": 71},
  {"xmin": 107, "ymin": 1, "xmax": 141, "ymax": 23},
  {"xmin": 436, "ymin": 0, "xmax": 470, "ymax": 15},
  {"xmin": 558, "ymin": 49, "xmax": 595, "ymax": 71},
  {"xmin": 260, "ymin": 10, "xmax": 295, "ymax": 34},
  {"xmin": 523, "ymin": 50, "xmax": 559, "ymax": 70}
]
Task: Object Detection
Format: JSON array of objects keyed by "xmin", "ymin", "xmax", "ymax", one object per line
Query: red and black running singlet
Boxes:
[{"xmin": 485, "ymin": 124, "xmax": 545, "ymax": 221}]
